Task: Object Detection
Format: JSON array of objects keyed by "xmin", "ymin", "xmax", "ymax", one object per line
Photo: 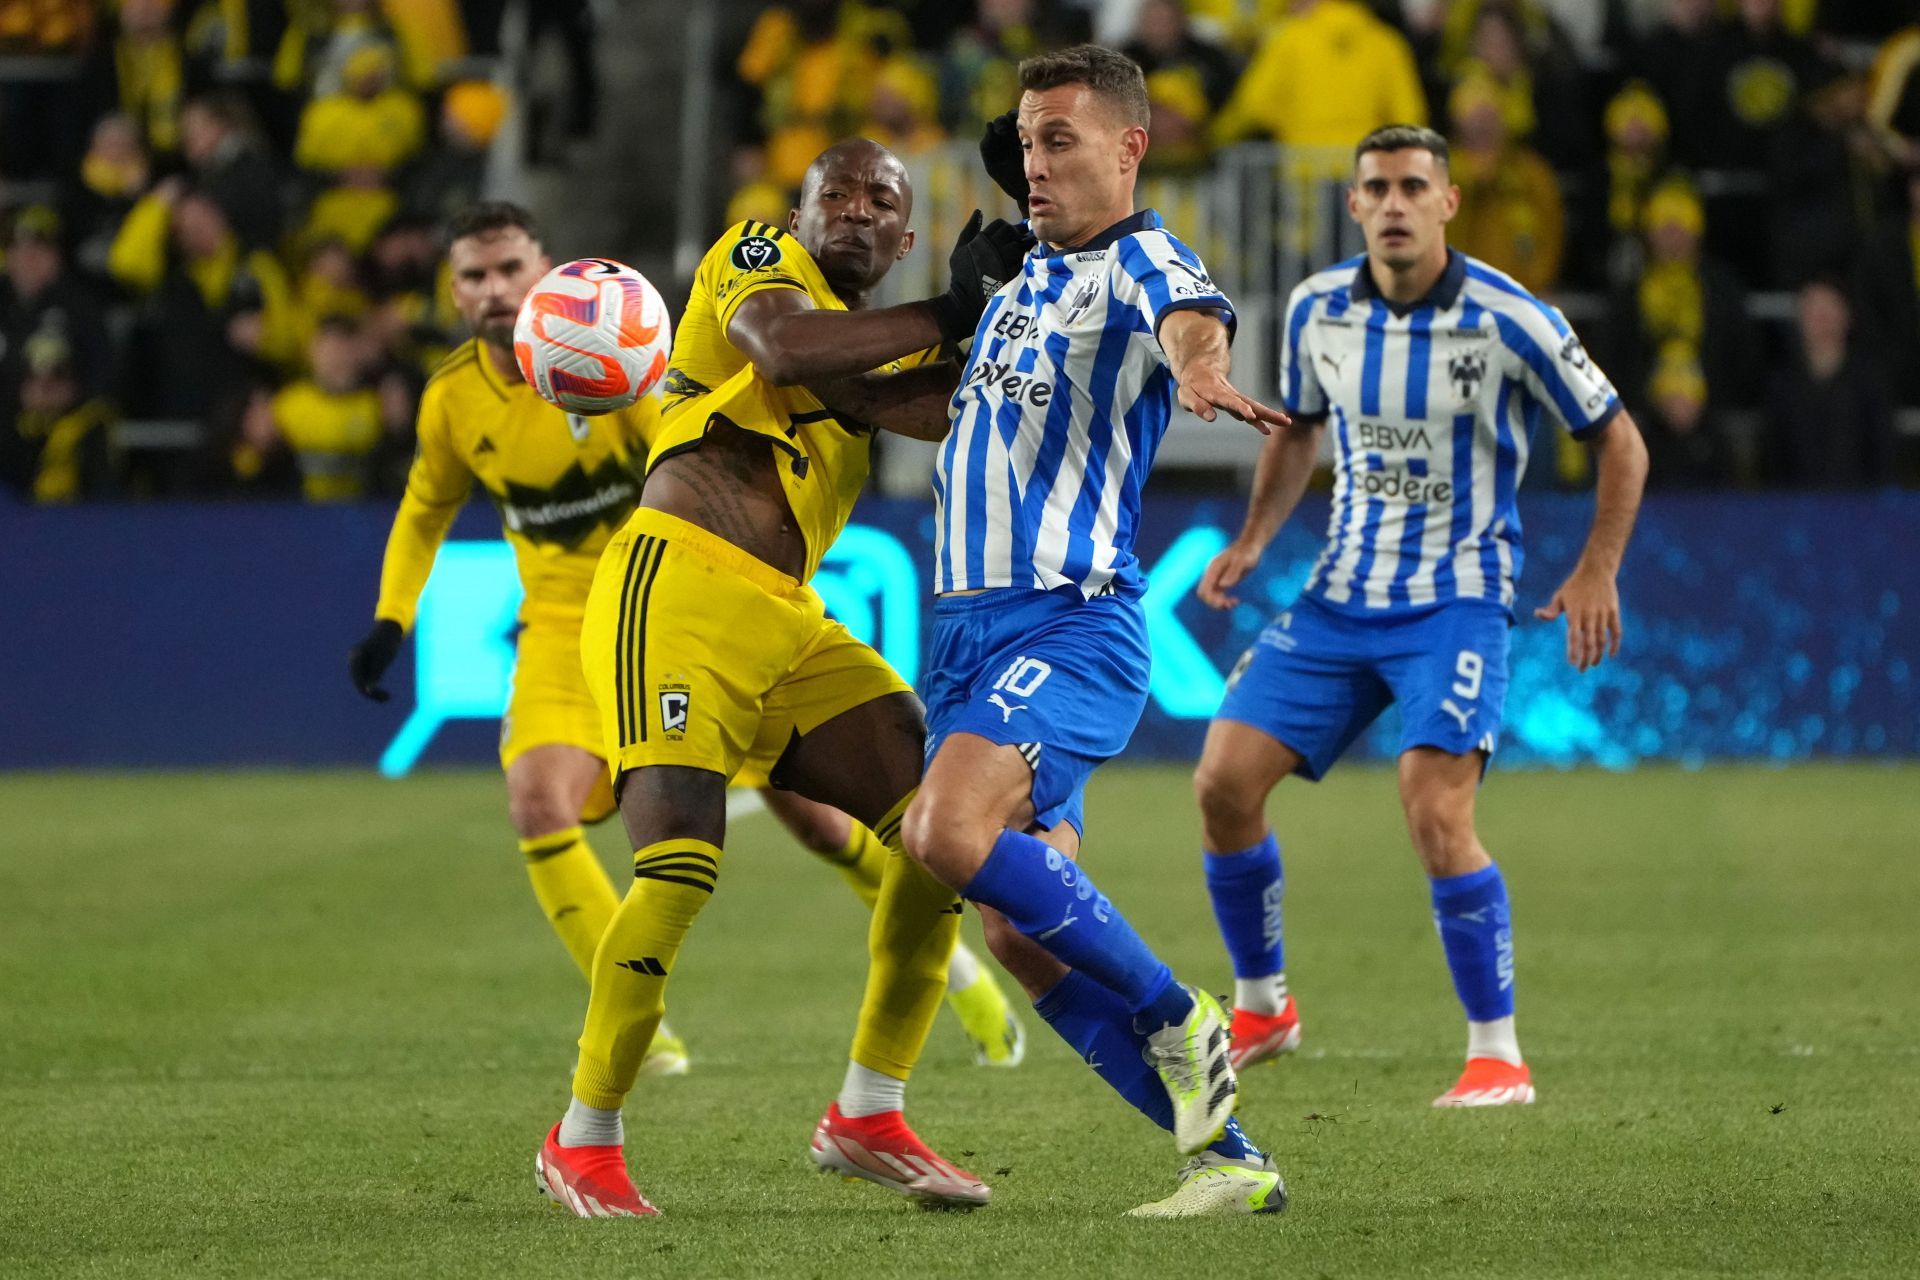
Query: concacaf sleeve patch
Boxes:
[{"xmin": 729, "ymin": 235, "xmax": 783, "ymax": 271}]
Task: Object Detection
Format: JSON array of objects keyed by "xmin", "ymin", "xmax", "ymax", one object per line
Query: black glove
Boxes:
[
  {"xmin": 979, "ymin": 110, "xmax": 1029, "ymax": 214},
  {"xmin": 925, "ymin": 209, "xmax": 1035, "ymax": 342},
  {"xmin": 348, "ymin": 618, "xmax": 404, "ymax": 703}
]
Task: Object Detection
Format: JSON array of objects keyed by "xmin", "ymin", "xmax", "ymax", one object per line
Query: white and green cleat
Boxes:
[
  {"xmin": 638, "ymin": 1022, "xmax": 690, "ymax": 1077},
  {"xmin": 947, "ymin": 969, "xmax": 1027, "ymax": 1068},
  {"xmin": 1143, "ymin": 984, "xmax": 1238, "ymax": 1155},
  {"xmin": 1126, "ymin": 1152, "xmax": 1288, "ymax": 1218}
]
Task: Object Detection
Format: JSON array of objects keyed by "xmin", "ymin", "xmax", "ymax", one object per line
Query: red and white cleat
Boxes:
[
  {"xmin": 808, "ymin": 1103, "xmax": 990, "ymax": 1208},
  {"xmin": 535, "ymin": 1123, "xmax": 661, "ymax": 1217},
  {"xmin": 1228, "ymin": 996, "xmax": 1302, "ymax": 1069},
  {"xmin": 1433, "ymin": 1058, "xmax": 1536, "ymax": 1108}
]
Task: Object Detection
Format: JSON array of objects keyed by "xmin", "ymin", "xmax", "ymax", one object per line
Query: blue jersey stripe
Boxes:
[
  {"xmin": 1404, "ymin": 304, "xmax": 1433, "ymax": 419},
  {"xmin": 1463, "ymin": 262, "xmax": 1569, "ymax": 335},
  {"xmin": 1388, "ymin": 495, "xmax": 1427, "ymax": 607},
  {"xmin": 1116, "ymin": 237, "xmax": 1176, "ymax": 326},
  {"xmin": 1434, "ymin": 411, "xmax": 1476, "ymax": 601},
  {"xmin": 1479, "ymin": 379, "xmax": 1518, "ymax": 591},
  {"xmin": 1490, "ymin": 312, "xmax": 1587, "ymax": 427},
  {"xmin": 1281, "ymin": 289, "xmax": 1318, "ymax": 413},
  {"xmin": 1054, "ymin": 304, "xmax": 1137, "ymax": 586},
  {"xmin": 1360, "ymin": 299, "xmax": 1387, "ymax": 416}
]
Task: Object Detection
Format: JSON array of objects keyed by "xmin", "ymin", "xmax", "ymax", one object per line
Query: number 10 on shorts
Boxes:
[{"xmin": 993, "ymin": 656, "xmax": 1053, "ymax": 699}]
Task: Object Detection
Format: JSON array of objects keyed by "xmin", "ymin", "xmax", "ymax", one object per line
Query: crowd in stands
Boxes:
[
  {"xmin": 0, "ymin": 0, "xmax": 518, "ymax": 502},
  {"xmin": 720, "ymin": 0, "xmax": 1920, "ymax": 490}
]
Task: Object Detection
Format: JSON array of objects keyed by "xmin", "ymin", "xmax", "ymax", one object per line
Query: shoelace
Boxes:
[{"xmin": 1144, "ymin": 1032, "xmax": 1200, "ymax": 1091}]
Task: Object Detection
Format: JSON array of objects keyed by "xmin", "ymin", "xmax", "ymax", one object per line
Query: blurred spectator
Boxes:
[
  {"xmin": 0, "ymin": 328, "xmax": 117, "ymax": 502},
  {"xmin": 857, "ymin": 51, "xmax": 946, "ymax": 158},
  {"xmin": 0, "ymin": 0, "xmax": 93, "ymax": 50},
  {"xmin": 1450, "ymin": 8, "xmax": 1536, "ymax": 145},
  {"xmin": 1446, "ymin": 2, "xmax": 1590, "ymax": 170},
  {"xmin": 1607, "ymin": 178, "xmax": 1757, "ymax": 422},
  {"xmin": 362, "ymin": 214, "xmax": 450, "ymax": 374},
  {"xmin": 291, "ymin": 237, "xmax": 367, "ymax": 349},
  {"xmin": 1, "ymin": 207, "xmax": 112, "ymax": 406},
  {"xmin": 405, "ymin": 79, "xmax": 505, "ymax": 226},
  {"xmin": 1638, "ymin": 340, "xmax": 1731, "ymax": 488},
  {"xmin": 1767, "ymin": 278, "xmax": 1895, "ymax": 487},
  {"xmin": 1865, "ymin": 20, "xmax": 1920, "ymax": 171},
  {"xmin": 1602, "ymin": 80, "xmax": 1670, "ymax": 282},
  {"xmin": 737, "ymin": 1, "xmax": 882, "ymax": 188},
  {"xmin": 722, "ymin": 146, "xmax": 793, "ymax": 231},
  {"xmin": 294, "ymin": 42, "xmax": 424, "ymax": 252},
  {"xmin": 939, "ymin": 0, "xmax": 1042, "ymax": 137},
  {"xmin": 1710, "ymin": 0, "xmax": 1826, "ymax": 171},
  {"xmin": 265, "ymin": 313, "xmax": 382, "ymax": 501},
  {"xmin": 81, "ymin": 0, "xmax": 198, "ymax": 158},
  {"xmin": 274, "ymin": 0, "xmax": 401, "ymax": 97},
  {"xmin": 1446, "ymin": 70, "xmax": 1564, "ymax": 291},
  {"xmin": 180, "ymin": 92, "xmax": 287, "ymax": 251},
  {"xmin": 69, "ymin": 113, "xmax": 152, "ymax": 275},
  {"xmin": 1635, "ymin": 0, "xmax": 1725, "ymax": 170},
  {"xmin": 1212, "ymin": 0, "xmax": 1427, "ymax": 173},
  {"xmin": 108, "ymin": 179, "xmax": 299, "ymax": 417},
  {"xmin": 1767, "ymin": 67, "xmax": 1882, "ymax": 289},
  {"xmin": 1122, "ymin": 0, "xmax": 1240, "ymax": 174}
]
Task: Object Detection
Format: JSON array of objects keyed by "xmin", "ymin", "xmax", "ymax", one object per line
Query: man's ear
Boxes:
[
  {"xmin": 898, "ymin": 228, "xmax": 916, "ymax": 260},
  {"xmin": 1119, "ymin": 124, "xmax": 1149, "ymax": 175}
]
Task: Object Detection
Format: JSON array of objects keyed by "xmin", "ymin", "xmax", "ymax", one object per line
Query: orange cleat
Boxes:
[
  {"xmin": 535, "ymin": 1123, "xmax": 661, "ymax": 1217},
  {"xmin": 808, "ymin": 1103, "xmax": 990, "ymax": 1208},
  {"xmin": 1433, "ymin": 1058, "xmax": 1536, "ymax": 1107},
  {"xmin": 1228, "ymin": 996, "xmax": 1302, "ymax": 1069}
]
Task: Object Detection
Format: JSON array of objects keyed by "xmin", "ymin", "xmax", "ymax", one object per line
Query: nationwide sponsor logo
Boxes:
[
  {"xmin": 496, "ymin": 456, "xmax": 642, "ymax": 547},
  {"xmin": 965, "ymin": 353, "xmax": 1054, "ymax": 408}
]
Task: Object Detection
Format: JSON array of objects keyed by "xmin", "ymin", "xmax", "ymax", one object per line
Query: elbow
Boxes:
[{"xmin": 751, "ymin": 352, "xmax": 808, "ymax": 387}]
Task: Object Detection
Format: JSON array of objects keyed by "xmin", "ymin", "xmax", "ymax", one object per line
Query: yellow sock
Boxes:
[
  {"xmin": 849, "ymin": 791, "xmax": 961, "ymax": 1080},
  {"xmin": 816, "ymin": 821, "xmax": 886, "ymax": 911},
  {"xmin": 520, "ymin": 827, "xmax": 619, "ymax": 979},
  {"xmin": 571, "ymin": 838, "xmax": 722, "ymax": 1108}
]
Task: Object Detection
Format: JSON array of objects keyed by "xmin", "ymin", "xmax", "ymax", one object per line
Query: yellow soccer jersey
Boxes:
[
  {"xmin": 374, "ymin": 338, "xmax": 662, "ymax": 628},
  {"xmin": 271, "ymin": 382, "xmax": 382, "ymax": 502},
  {"xmin": 651, "ymin": 219, "xmax": 933, "ymax": 584}
]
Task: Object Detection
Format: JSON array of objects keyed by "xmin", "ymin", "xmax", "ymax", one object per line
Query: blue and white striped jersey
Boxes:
[
  {"xmin": 1281, "ymin": 249, "xmax": 1620, "ymax": 614},
  {"xmin": 935, "ymin": 209, "xmax": 1233, "ymax": 597}
]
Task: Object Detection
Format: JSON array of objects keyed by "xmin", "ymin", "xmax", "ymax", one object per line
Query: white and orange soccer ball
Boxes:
[{"xmin": 514, "ymin": 257, "xmax": 672, "ymax": 414}]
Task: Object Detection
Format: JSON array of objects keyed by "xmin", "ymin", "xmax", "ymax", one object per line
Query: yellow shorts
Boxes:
[
  {"xmin": 581, "ymin": 508, "xmax": 914, "ymax": 788},
  {"xmin": 499, "ymin": 604, "xmax": 617, "ymax": 822}
]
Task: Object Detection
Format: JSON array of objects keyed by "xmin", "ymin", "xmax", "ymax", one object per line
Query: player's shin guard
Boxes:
[
  {"xmin": 962, "ymin": 828, "xmax": 1179, "ymax": 1019},
  {"xmin": 571, "ymin": 838, "xmax": 722, "ymax": 1108},
  {"xmin": 1204, "ymin": 834, "xmax": 1285, "ymax": 985},
  {"xmin": 818, "ymin": 821, "xmax": 886, "ymax": 912},
  {"xmin": 1431, "ymin": 862, "xmax": 1516, "ymax": 1026},
  {"xmin": 521, "ymin": 827, "xmax": 620, "ymax": 979},
  {"xmin": 1035, "ymin": 970, "xmax": 1263, "ymax": 1163},
  {"xmin": 848, "ymin": 792, "xmax": 959, "ymax": 1080}
]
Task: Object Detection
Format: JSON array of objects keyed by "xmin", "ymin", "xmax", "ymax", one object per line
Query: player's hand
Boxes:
[
  {"xmin": 978, "ymin": 110, "xmax": 1030, "ymax": 214},
  {"xmin": 927, "ymin": 209, "xmax": 1034, "ymax": 341},
  {"xmin": 1534, "ymin": 565, "xmax": 1620, "ymax": 672},
  {"xmin": 1177, "ymin": 362, "xmax": 1289, "ymax": 435},
  {"xmin": 348, "ymin": 618, "xmax": 404, "ymax": 702},
  {"xmin": 1198, "ymin": 539, "xmax": 1263, "ymax": 610}
]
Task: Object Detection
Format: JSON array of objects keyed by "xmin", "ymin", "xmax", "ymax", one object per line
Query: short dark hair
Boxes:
[
  {"xmin": 1354, "ymin": 124, "xmax": 1450, "ymax": 171},
  {"xmin": 1018, "ymin": 44, "xmax": 1150, "ymax": 129},
  {"xmin": 445, "ymin": 200, "xmax": 542, "ymax": 249}
]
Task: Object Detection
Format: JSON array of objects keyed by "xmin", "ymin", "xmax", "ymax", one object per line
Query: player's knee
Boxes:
[
  {"xmin": 1403, "ymin": 797, "xmax": 1478, "ymax": 875},
  {"xmin": 1194, "ymin": 757, "xmax": 1265, "ymax": 840},
  {"xmin": 901, "ymin": 787, "xmax": 987, "ymax": 889},
  {"xmin": 507, "ymin": 784, "xmax": 576, "ymax": 840}
]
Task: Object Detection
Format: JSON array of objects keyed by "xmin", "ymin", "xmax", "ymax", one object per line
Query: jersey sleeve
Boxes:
[
  {"xmin": 1492, "ymin": 298, "xmax": 1621, "ymax": 438},
  {"xmin": 1113, "ymin": 230, "xmax": 1236, "ymax": 342},
  {"xmin": 1278, "ymin": 282, "xmax": 1327, "ymax": 419},
  {"xmin": 374, "ymin": 381, "xmax": 471, "ymax": 629},
  {"xmin": 706, "ymin": 220, "xmax": 812, "ymax": 336}
]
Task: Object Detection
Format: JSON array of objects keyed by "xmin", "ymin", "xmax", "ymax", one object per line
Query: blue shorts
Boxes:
[
  {"xmin": 1216, "ymin": 595, "xmax": 1511, "ymax": 781},
  {"xmin": 923, "ymin": 587, "xmax": 1151, "ymax": 834}
]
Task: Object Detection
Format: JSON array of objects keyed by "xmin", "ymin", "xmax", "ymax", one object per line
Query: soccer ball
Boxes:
[{"xmin": 514, "ymin": 258, "xmax": 672, "ymax": 414}]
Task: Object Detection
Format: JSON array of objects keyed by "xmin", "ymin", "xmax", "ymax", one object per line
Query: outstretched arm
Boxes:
[
  {"xmin": 729, "ymin": 288, "xmax": 948, "ymax": 385},
  {"xmin": 808, "ymin": 363, "xmax": 963, "ymax": 442},
  {"xmin": 1196, "ymin": 415, "xmax": 1325, "ymax": 609},
  {"xmin": 1158, "ymin": 308, "xmax": 1288, "ymax": 433},
  {"xmin": 1534, "ymin": 412, "xmax": 1650, "ymax": 671}
]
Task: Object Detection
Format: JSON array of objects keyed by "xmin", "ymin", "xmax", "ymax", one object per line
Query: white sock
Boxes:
[
  {"xmin": 1467, "ymin": 1015, "xmax": 1523, "ymax": 1066},
  {"xmin": 946, "ymin": 941, "xmax": 981, "ymax": 993},
  {"xmin": 837, "ymin": 1061, "xmax": 906, "ymax": 1118},
  {"xmin": 558, "ymin": 1096, "xmax": 623, "ymax": 1148},
  {"xmin": 1234, "ymin": 972, "xmax": 1289, "ymax": 1016}
]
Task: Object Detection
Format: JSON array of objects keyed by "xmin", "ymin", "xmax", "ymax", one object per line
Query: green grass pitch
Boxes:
[{"xmin": 2, "ymin": 764, "xmax": 1916, "ymax": 1277}]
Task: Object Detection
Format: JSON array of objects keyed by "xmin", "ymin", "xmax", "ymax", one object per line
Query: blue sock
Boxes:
[
  {"xmin": 1430, "ymin": 863, "xmax": 1515, "ymax": 1021},
  {"xmin": 1204, "ymin": 834, "xmax": 1285, "ymax": 978},
  {"xmin": 1034, "ymin": 970, "xmax": 1264, "ymax": 1163},
  {"xmin": 963, "ymin": 829, "xmax": 1182, "ymax": 1018}
]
